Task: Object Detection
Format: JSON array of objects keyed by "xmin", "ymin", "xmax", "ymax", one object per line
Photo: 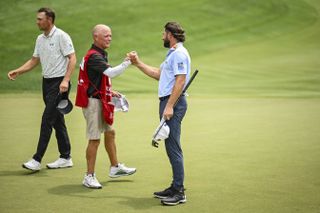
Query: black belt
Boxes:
[
  {"xmin": 159, "ymin": 95, "xmax": 170, "ymax": 101},
  {"xmin": 159, "ymin": 94, "xmax": 185, "ymax": 101},
  {"xmin": 43, "ymin": 76, "xmax": 64, "ymax": 83}
]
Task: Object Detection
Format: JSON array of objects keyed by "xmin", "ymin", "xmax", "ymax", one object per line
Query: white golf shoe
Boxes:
[
  {"xmin": 22, "ymin": 159, "xmax": 41, "ymax": 171},
  {"xmin": 82, "ymin": 173, "xmax": 102, "ymax": 189},
  {"xmin": 109, "ymin": 163, "xmax": 136, "ymax": 178},
  {"xmin": 46, "ymin": 158, "xmax": 73, "ymax": 169}
]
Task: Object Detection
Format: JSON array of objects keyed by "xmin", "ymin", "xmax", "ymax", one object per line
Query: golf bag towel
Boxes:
[{"xmin": 75, "ymin": 49, "xmax": 114, "ymax": 125}]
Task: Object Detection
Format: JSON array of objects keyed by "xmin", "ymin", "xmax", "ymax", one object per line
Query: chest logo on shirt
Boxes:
[{"xmin": 178, "ymin": 62, "xmax": 184, "ymax": 71}]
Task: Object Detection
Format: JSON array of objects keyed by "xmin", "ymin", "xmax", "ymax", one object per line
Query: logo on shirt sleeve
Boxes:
[{"xmin": 177, "ymin": 62, "xmax": 184, "ymax": 71}]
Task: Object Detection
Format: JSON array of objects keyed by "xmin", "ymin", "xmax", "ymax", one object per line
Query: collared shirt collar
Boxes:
[
  {"xmin": 91, "ymin": 44, "xmax": 107, "ymax": 57},
  {"xmin": 166, "ymin": 42, "xmax": 183, "ymax": 57},
  {"xmin": 170, "ymin": 42, "xmax": 183, "ymax": 51},
  {"xmin": 43, "ymin": 25, "xmax": 57, "ymax": 38}
]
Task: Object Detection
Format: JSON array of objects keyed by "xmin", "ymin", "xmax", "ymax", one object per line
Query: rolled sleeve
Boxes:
[{"xmin": 172, "ymin": 51, "xmax": 188, "ymax": 76}]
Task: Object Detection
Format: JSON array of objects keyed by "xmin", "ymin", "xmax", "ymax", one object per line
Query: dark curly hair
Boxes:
[{"xmin": 164, "ymin": 22, "xmax": 185, "ymax": 42}]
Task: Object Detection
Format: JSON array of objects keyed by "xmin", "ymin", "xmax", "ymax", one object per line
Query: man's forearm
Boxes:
[
  {"xmin": 166, "ymin": 75, "xmax": 186, "ymax": 107},
  {"xmin": 136, "ymin": 61, "xmax": 160, "ymax": 80},
  {"xmin": 16, "ymin": 57, "xmax": 39, "ymax": 74},
  {"xmin": 63, "ymin": 53, "xmax": 76, "ymax": 82},
  {"xmin": 103, "ymin": 60, "xmax": 131, "ymax": 78}
]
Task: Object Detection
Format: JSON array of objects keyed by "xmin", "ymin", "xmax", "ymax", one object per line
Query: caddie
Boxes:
[{"xmin": 75, "ymin": 24, "xmax": 136, "ymax": 189}]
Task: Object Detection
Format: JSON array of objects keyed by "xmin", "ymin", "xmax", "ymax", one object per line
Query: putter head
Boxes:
[
  {"xmin": 151, "ymin": 120, "xmax": 169, "ymax": 148},
  {"xmin": 152, "ymin": 139, "xmax": 159, "ymax": 148}
]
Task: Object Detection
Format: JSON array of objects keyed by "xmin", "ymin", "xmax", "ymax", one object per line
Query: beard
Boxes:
[
  {"xmin": 38, "ymin": 25, "xmax": 45, "ymax": 31},
  {"xmin": 163, "ymin": 38, "xmax": 170, "ymax": 48}
]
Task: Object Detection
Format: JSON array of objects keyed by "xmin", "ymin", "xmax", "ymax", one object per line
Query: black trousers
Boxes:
[{"xmin": 32, "ymin": 77, "xmax": 71, "ymax": 162}]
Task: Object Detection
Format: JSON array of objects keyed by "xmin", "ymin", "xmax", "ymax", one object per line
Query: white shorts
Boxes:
[{"xmin": 82, "ymin": 98, "xmax": 112, "ymax": 140}]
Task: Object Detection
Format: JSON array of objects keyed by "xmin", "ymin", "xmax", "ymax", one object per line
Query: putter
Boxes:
[
  {"xmin": 151, "ymin": 117, "xmax": 166, "ymax": 148},
  {"xmin": 152, "ymin": 70, "xmax": 199, "ymax": 147}
]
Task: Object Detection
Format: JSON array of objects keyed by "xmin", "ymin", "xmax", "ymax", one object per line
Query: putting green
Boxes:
[
  {"xmin": 0, "ymin": 94, "xmax": 319, "ymax": 212},
  {"xmin": 0, "ymin": 0, "xmax": 320, "ymax": 212}
]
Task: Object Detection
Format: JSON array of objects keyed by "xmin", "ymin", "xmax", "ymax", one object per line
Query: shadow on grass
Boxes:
[
  {"xmin": 47, "ymin": 183, "xmax": 97, "ymax": 197},
  {"xmin": 47, "ymin": 183, "xmax": 159, "ymax": 209},
  {"xmin": 104, "ymin": 179, "xmax": 134, "ymax": 183},
  {"xmin": 0, "ymin": 169, "xmax": 48, "ymax": 177},
  {"xmin": 117, "ymin": 197, "xmax": 160, "ymax": 210}
]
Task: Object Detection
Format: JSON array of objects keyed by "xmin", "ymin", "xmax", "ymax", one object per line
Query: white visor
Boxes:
[{"xmin": 111, "ymin": 94, "xmax": 129, "ymax": 112}]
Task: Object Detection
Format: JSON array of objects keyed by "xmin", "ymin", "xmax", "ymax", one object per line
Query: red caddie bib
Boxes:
[{"xmin": 75, "ymin": 49, "xmax": 114, "ymax": 125}]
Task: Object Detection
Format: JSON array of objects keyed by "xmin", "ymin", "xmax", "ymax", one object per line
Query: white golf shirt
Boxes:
[
  {"xmin": 33, "ymin": 26, "xmax": 75, "ymax": 78},
  {"xmin": 159, "ymin": 42, "xmax": 191, "ymax": 98}
]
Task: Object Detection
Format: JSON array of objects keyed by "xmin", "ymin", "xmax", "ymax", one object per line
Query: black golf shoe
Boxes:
[
  {"xmin": 161, "ymin": 189, "xmax": 187, "ymax": 206},
  {"xmin": 153, "ymin": 186, "xmax": 175, "ymax": 199}
]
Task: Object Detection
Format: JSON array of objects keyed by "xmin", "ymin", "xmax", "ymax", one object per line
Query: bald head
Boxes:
[
  {"xmin": 92, "ymin": 24, "xmax": 111, "ymax": 37},
  {"xmin": 92, "ymin": 24, "xmax": 112, "ymax": 50}
]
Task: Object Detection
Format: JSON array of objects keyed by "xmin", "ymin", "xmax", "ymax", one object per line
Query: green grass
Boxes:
[
  {"xmin": 0, "ymin": 0, "xmax": 319, "ymax": 97},
  {"xmin": 0, "ymin": 0, "xmax": 320, "ymax": 212},
  {"xmin": 0, "ymin": 94, "xmax": 319, "ymax": 213}
]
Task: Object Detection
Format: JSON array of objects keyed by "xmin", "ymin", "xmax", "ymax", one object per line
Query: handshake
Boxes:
[{"xmin": 125, "ymin": 51, "xmax": 140, "ymax": 65}]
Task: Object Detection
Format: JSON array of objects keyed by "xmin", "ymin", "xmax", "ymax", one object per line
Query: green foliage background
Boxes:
[{"xmin": 0, "ymin": 0, "xmax": 319, "ymax": 97}]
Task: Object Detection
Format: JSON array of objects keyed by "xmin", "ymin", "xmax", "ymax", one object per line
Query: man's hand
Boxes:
[
  {"xmin": 127, "ymin": 51, "xmax": 139, "ymax": 65},
  {"xmin": 59, "ymin": 79, "xmax": 69, "ymax": 93},
  {"xmin": 163, "ymin": 105, "xmax": 174, "ymax": 120},
  {"xmin": 111, "ymin": 90, "xmax": 121, "ymax": 98},
  {"xmin": 7, "ymin": 57, "xmax": 40, "ymax": 81},
  {"xmin": 126, "ymin": 51, "xmax": 160, "ymax": 80},
  {"xmin": 8, "ymin": 70, "xmax": 19, "ymax": 80}
]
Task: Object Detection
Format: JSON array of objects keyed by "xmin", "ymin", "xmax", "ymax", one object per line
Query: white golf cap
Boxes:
[
  {"xmin": 153, "ymin": 122, "xmax": 170, "ymax": 141},
  {"xmin": 111, "ymin": 94, "xmax": 129, "ymax": 112}
]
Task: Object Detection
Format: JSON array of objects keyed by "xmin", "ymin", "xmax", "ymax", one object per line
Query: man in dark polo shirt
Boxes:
[{"xmin": 81, "ymin": 24, "xmax": 136, "ymax": 189}]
